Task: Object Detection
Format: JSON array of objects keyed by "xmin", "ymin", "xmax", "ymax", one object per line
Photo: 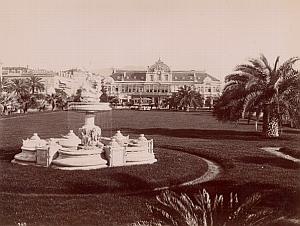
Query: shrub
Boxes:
[{"xmin": 132, "ymin": 189, "xmax": 282, "ymax": 226}]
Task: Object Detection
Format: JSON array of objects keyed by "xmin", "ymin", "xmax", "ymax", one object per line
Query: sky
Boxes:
[{"xmin": 0, "ymin": 0, "xmax": 299, "ymax": 80}]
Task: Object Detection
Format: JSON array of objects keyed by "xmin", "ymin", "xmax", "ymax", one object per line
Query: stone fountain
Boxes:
[{"xmin": 12, "ymin": 76, "xmax": 157, "ymax": 170}]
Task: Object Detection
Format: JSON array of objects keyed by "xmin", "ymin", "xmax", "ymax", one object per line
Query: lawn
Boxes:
[{"xmin": 0, "ymin": 110, "xmax": 299, "ymax": 225}]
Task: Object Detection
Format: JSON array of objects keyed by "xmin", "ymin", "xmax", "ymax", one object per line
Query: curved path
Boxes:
[
  {"xmin": 0, "ymin": 151, "xmax": 221, "ymax": 197},
  {"xmin": 154, "ymin": 158, "xmax": 220, "ymax": 191},
  {"xmin": 261, "ymin": 147, "xmax": 300, "ymax": 163}
]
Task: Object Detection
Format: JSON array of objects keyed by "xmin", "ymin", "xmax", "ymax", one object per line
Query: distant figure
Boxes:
[
  {"xmin": 0, "ymin": 104, "xmax": 4, "ymax": 115},
  {"xmin": 51, "ymin": 100, "xmax": 55, "ymax": 111},
  {"xmin": 39, "ymin": 101, "xmax": 46, "ymax": 112},
  {"xmin": 23, "ymin": 102, "xmax": 28, "ymax": 114},
  {"xmin": 3, "ymin": 104, "xmax": 7, "ymax": 115}
]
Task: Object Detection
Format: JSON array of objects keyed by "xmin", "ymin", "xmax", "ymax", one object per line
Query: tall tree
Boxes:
[
  {"xmin": 214, "ymin": 54, "xmax": 300, "ymax": 137},
  {"xmin": 26, "ymin": 76, "xmax": 45, "ymax": 94},
  {"xmin": 7, "ymin": 78, "xmax": 29, "ymax": 98},
  {"xmin": 0, "ymin": 77, "xmax": 10, "ymax": 93},
  {"xmin": 177, "ymin": 85, "xmax": 203, "ymax": 111}
]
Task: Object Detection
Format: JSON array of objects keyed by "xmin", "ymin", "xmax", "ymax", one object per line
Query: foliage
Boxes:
[
  {"xmin": 71, "ymin": 89, "xmax": 82, "ymax": 102},
  {"xmin": 214, "ymin": 54, "xmax": 300, "ymax": 134},
  {"xmin": 0, "ymin": 92, "xmax": 18, "ymax": 108},
  {"xmin": 54, "ymin": 89, "xmax": 68, "ymax": 110},
  {"xmin": 108, "ymin": 96, "xmax": 119, "ymax": 105},
  {"xmin": 163, "ymin": 86, "xmax": 203, "ymax": 110},
  {"xmin": 0, "ymin": 77, "xmax": 10, "ymax": 93},
  {"xmin": 100, "ymin": 84, "xmax": 109, "ymax": 102},
  {"xmin": 26, "ymin": 75, "xmax": 45, "ymax": 94},
  {"xmin": 6, "ymin": 78, "xmax": 29, "ymax": 98},
  {"xmin": 134, "ymin": 189, "xmax": 281, "ymax": 226},
  {"xmin": 177, "ymin": 85, "xmax": 203, "ymax": 111}
]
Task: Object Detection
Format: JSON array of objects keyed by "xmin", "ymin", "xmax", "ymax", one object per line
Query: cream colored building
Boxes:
[
  {"xmin": 1, "ymin": 66, "xmax": 58, "ymax": 94},
  {"xmin": 105, "ymin": 59, "xmax": 221, "ymax": 107}
]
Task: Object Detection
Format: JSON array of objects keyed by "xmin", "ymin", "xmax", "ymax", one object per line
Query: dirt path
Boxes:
[
  {"xmin": 154, "ymin": 157, "xmax": 220, "ymax": 191},
  {"xmin": 261, "ymin": 147, "xmax": 300, "ymax": 163}
]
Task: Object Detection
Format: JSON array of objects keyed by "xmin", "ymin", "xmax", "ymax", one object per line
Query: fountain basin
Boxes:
[
  {"xmin": 69, "ymin": 102, "xmax": 111, "ymax": 112},
  {"xmin": 13, "ymin": 148, "xmax": 36, "ymax": 163},
  {"xmin": 51, "ymin": 147, "xmax": 107, "ymax": 169}
]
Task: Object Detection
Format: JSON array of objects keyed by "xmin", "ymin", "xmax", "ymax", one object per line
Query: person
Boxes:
[
  {"xmin": 51, "ymin": 99, "xmax": 55, "ymax": 111},
  {"xmin": 39, "ymin": 100, "xmax": 46, "ymax": 112},
  {"xmin": 0, "ymin": 103, "xmax": 4, "ymax": 116},
  {"xmin": 23, "ymin": 102, "xmax": 28, "ymax": 114},
  {"xmin": 3, "ymin": 104, "xmax": 7, "ymax": 115}
]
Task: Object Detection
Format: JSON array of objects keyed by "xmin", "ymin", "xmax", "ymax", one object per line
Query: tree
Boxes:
[
  {"xmin": 100, "ymin": 85, "xmax": 109, "ymax": 102},
  {"xmin": 72, "ymin": 89, "xmax": 82, "ymax": 102},
  {"xmin": 177, "ymin": 85, "xmax": 203, "ymax": 111},
  {"xmin": 45, "ymin": 93, "xmax": 56, "ymax": 111},
  {"xmin": 0, "ymin": 77, "xmax": 10, "ymax": 93},
  {"xmin": 0, "ymin": 92, "xmax": 18, "ymax": 114},
  {"xmin": 162, "ymin": 93, "xmax": 179, "ymax": 110},
  {"xmin": 108, "ymin": 96, "xmax": 119, "ymax": 105},
  {"xmin": 26, "ymin": 75, "xmax": 45, "ymax": 94},
  {"xmin": 214, "ymin": 54, "xmax": 300, "ymax": 137},
  {"xmin": 54, "ymin": 89, "xmax": 68, "ymax": 110},
  {"xmin": 7, "ymin": 78, "xmax": 29, "ymax": 98},
  {"xmin": 134, "ymin": 189, "xmax": 281, "ymax": 226}
]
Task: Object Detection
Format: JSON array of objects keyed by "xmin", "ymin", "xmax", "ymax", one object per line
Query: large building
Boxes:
[
  {"xmin": 1, "ymin": 66, "xmax": 58, "ymax": 94},
  {"xmin": 0, "ymin": 64, "xmax": 103, "ymax": 97},
  {"xmin": 104, "ymin": 59, "xmax": 221, "ymax": 107}
]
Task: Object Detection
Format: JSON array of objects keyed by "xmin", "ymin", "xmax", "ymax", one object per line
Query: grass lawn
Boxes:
[{"xmin": 0, "ymin": 110, "xmax": 299, "ymax": 225}]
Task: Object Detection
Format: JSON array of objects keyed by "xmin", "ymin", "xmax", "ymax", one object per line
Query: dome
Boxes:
[{"xmin": 148, "ymin": 59, "xmax": 170, "ymax": 72}]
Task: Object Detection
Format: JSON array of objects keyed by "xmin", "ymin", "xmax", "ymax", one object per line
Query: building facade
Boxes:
[
  {"xmin": 104, "ymin": 59, "xmax": 221, "ymax": 107},
  {"xmin": 1, "ymin": 66, "xmax": 58, "ymax": 94}
]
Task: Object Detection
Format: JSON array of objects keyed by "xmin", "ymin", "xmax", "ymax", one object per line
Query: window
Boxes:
[
  {"xmin": 164, "ymin": 74, "xmax": 168, "ymax": 81},
  {"xmin": 150, "ymin": 75, "xmax": 153, "ymax": 81}
]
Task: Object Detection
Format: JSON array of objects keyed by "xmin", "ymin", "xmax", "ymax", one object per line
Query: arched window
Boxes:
[{"xmin": 164, "ymin": 74, "xmax": 168, "ymax": 81}]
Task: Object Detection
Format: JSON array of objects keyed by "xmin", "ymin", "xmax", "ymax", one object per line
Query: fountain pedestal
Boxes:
[{"xmin": 51, "ymin": 105, "xmax": 111, "ymax": 170}]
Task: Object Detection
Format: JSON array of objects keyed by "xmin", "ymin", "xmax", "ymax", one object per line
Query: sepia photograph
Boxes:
[{"xmin": 0, "ymin": 0, "xmax": 299, "ymax": 225}]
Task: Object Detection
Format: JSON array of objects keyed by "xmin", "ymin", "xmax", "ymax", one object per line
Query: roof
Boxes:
[
  {"xmin": 2, "ymin": 67, "xmax": 28, "ymax": 71},
  {"xmin": 111, "ymin": 70, "xmax": 147, "ymax": 81},
  {"xmin": 172, "ymin": 71, "xmax": 220, "ymax": 83},
  {"xmin": 148, "ymin": 59, "xmax": 170, "ymax": 72},
  {"xmin": 110, "ymin": 70, "xmax": 220, "ymax": 83}
]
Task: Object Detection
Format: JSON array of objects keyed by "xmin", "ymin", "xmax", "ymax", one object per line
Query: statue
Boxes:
[{"xmin": 80, "ymin": 75, "xmax": 102, "ymax": 102}]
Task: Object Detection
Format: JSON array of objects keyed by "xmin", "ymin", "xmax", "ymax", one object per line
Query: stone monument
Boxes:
[{"xmin": 12, "ymin": 75, "xmax": 157, "ymax": 170}]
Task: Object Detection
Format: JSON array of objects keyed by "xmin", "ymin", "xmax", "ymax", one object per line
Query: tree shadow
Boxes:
[
  {"xmin": 65, "ymin": 173, "xmax": 153, "ymax": 194},
  {"xmin": 0, "ymin": 147, "xmax": 18, "ymax": 161},
  {"xmin": 282, "ymin": 129, "xmax": 300, "ymax": 135},
  {"xmin": 121, "ymin": 128, "xmax": 264, "ymax": 141},
  {"xmin": 238, "ymin": 156, "xmax": 300, "ymax": 169}
]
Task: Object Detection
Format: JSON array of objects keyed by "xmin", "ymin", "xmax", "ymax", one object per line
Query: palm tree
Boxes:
[
  {"xmin": 54, "ymin": 89, "xmax": 68, "ymax": 110},
  {"xmin": 0, "ymin": 77, "xmax": 10, "ymax": 93},
  {"xmin": 215, "ymin": 54, "xmax": 300, "ymax": 137},
  {"xmin": 161, "ymin": 93, "xmax": 180, "ymax": 110},
  {"xmin": 0, "ymin": 92, "xmax": 18, "ymax": 115},
  {"xmin": 177, "ymin": 85, "xmax": 203, "ymax": 111},
  {"xmin": 134, "ymin": 189, "xmax": 280, "ymax": 226},
  {"xmin": 7, "ymin": 78, "xmax": 29, "ymax": 98},
  {"xmin": 26, "ymin": 75, "xmax": 45, "ymax": 94}
]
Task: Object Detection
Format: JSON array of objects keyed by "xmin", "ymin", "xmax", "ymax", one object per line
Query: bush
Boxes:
[{"xmin": 132, "ymin": 189, "xmax": 282, "ymax": 226}]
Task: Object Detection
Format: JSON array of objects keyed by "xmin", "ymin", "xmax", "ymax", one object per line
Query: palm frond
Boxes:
[{"xmin": 259, "ymin": 54, "xmax": 272, "ymax": 74}]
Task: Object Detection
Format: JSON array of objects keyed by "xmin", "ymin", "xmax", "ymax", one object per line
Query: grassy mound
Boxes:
[{"xmin": 0, "ymin": 110, "xmax": 299, "ymax": 225}]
